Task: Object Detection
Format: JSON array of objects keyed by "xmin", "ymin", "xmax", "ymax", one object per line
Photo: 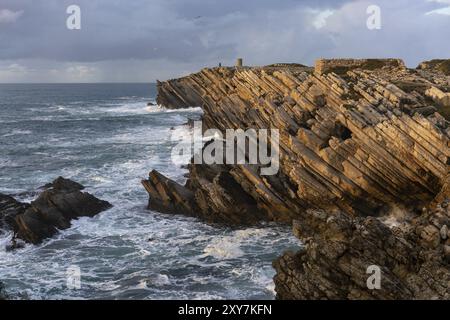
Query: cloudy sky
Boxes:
[{"xmin": 0, "ymin": 0, "xmax": 449, "ymax": 83}]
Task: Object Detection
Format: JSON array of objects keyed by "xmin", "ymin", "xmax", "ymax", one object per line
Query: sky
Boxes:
[{"xmin": 0, "ymin": 0, "xmax": 449, "ymax": 83}]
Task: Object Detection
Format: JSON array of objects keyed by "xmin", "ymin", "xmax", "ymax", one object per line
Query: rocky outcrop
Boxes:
[
  {"xmin": 315, "ymin": 58, "xmax": 405, "ymax": 75},
  {"xmin": 0, "ymin": 177, "xmax": 112, "ymax": 245},
  {"xmin": 426, "ymin": 86, "xmax": 450, "ymax": 107},
  {"xmin": 273, "ymin": 198, "xmax": 449, "ymax": 299},
  {"xmin": 0, "ymin": 194, "xmax": 30, "ymax": 234},
  {"xmin": 418, "ymin": 59, "xmax": 450, "ymax": 76},
  {"xmin": 142, "ymin": 165, "xmax": 270, "ymax": 225},
  {"xmin": 145, "ymin": 59, "xmax": 449, "ymax": 299}
]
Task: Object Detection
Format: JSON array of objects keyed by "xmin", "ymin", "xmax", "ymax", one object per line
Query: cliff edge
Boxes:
[{"xmin": 143, "ymin": 59, "xmax": 450, "ymax": 299}]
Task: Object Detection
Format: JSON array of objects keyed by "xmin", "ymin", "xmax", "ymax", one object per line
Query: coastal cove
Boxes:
[{"xmin": 0, "ymin": 83, "xmax": 300, "ymax": 299}]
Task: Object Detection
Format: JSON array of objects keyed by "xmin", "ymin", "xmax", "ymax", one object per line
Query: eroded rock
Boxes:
[
  {"xmin": 0, "ymin": 177, "xmax": 112, "ymax": 245},
  {"xmin": 273, "ymin": 198, "xmax": 450, "ymax": 300},
  {"xmin": 145, "ymin": 59, "xmax": 450, "ymax": 299},
  {"xmin": 426, "ymin": 86, "xmax": 450, "ymax": 108},
  {"xmin": 0, "ymin": 194, "xmax": 29, "ymax": 233}
]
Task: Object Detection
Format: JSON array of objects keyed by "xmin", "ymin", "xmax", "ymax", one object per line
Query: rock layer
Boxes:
[
  {"xmin": 0, "ymin": 177, "xmax": 112, "ymax": 245},
  {"xmin": 145, "ymin": 59, "xmax": 450, "ymax": 299},
  {"xmin": 273, "ymin": 199, "xmax": 450, "ymax": 299}
]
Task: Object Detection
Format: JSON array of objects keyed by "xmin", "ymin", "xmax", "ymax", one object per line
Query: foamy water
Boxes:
[{"xmin": 0, "ymin": 83, "xmax": 300, "ymax": 300}]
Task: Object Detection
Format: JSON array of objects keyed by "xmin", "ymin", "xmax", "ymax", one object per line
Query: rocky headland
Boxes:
[{"xmin": 143, "ymin": 58, "xmax": 450, "ymax": 299}]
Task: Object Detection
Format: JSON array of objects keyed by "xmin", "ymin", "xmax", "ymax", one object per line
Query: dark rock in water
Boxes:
[
  {"xmin": 41, "ymin": 176, "xmax": 84, "ymax": 192},
  {"xmin": 5, "ymin": 238, "xmax": 25, "ymax": 251},
  {"xmin": 142, "ymin": 170, "xmax": 199, "ymax": 218},
  {"xmin": 185, "ymin": 118, "xmax": 196, "ymax": 128},
  {"xmin": 0, "ymin": 177, "xmax": 112, "ymax": 245},
  {"xmin": 0, "ymin": 193, "xmax": 29, "ymax": 232},
  {"xmin": 142, "ymin": 165, "xmax": 272, "ymax": 225},
  {"xmin": 0, "ymin": 281, "xmax": 9, "ymax": 300},
  {"xmin": 147, "ymin": 102, "xmax": 156, "ymax": 106}
]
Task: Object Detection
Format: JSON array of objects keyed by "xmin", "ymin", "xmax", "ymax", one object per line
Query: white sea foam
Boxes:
[
  {"xmin": 99, "ymin": 102, "xmax": 152, "ymax": 115},
  {"xmin": 204, "ymin": 237, "xmax": 245, "ymax": 259},
  {"xmin": 2, "ymin": 129, "xmax": 32, "ymax": 137},
  {"xmin": 0, "ymin": 91, "xmax": 298, "ymax": 300}
]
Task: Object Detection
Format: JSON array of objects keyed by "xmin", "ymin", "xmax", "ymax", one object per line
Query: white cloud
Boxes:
[
  {"xmin": 0, "ymin": 0, "xmax": 450, "ymax": 82},
  {"xmin": 0, "ymin": 9, "xmax": 23, "ymax": 23},
  {"xmin": 426, "ymin": 0, "xmax": 450, "ymax": 15},
  {"xmin": 426, "ymin": 7, "xmax": 450, "ymax": 14},
  {"xmin": 311, "ymin": 9, "xmax": 335, "ymax": 29},
  {"xmin": 6, "ymin": 64, "xmax": 28, "ymax": 73},
  {"xmin": 0, "ymin": 62, "xmax": 32, "ymax": 82},
  {"xmin": 427, "ymin": 0, "xmax": 450, "ymax": 4},
  {"xmin": 66, "ymin": 65, "xmax": 97, "ymax": 78}
]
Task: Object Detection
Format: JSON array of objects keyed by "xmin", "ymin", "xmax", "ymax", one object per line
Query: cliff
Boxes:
[{"xmin": 143, "ymin": 59, "xmax": 450, "ymax": 299}]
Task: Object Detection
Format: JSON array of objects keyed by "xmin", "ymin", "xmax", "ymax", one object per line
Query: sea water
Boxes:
[{"xmin": 0, "ymin": 83, "xmax": 300, "ymax": 300}]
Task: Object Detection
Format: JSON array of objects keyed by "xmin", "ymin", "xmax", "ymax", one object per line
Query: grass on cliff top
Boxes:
[
  {"xmin": 325, "ymin": 59, "xmax": 403, "ymax": 76},
  {"xmin": 418, "ymin": 59, "xmax": 450, "ymax": 75},
  {"xmin": 437, "ymin": 60, "xmax": 450, "ymax": 75}
]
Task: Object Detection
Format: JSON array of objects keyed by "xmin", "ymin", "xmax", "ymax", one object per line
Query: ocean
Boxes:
[{"xmin": 0, "ymin": 83, "xmax": 299, "ymax": 300}]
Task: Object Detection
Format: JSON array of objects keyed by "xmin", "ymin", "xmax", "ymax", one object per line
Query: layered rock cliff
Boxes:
[{"xmin": 143, "ymin": 59, "xmax": 450, "ymax": 299}]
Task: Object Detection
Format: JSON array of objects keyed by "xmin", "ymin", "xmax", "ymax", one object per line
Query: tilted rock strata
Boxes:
[
  {"xmin": 426, "ymin": 86, "xmax": 450, "ymax": 111},
  {"xmin": 273, "ymin": 199, "xmax": 450, "ymax": 299},
  {"xmin": 142, "ymin": 165, "xmax": 270, "ymax": 225},
  {"xmin": 150, "ymin": 60, "xmax": 449, "ymax": 220},
  {"xmin": 145, "ymin": 59, "xmax": 450, "ymax": 299},
  {"xmin": 0, "ymin": 177, "xmax": 112, "ymax": 245}
]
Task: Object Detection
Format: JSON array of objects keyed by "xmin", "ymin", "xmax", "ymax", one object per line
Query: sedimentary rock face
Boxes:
[
  {"xmin": 148, "ymin": 60, "xmax": 449, "ymax": 221},
  {"xmin": 144, "ymin": 58, "xmax": 450, "ymax": 299}
]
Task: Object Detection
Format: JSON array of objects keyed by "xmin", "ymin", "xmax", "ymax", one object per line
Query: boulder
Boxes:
[
  {"xmin": 425, "ymin": 86, "xmax": 450, "ymax": 107},
  {"xmin": 0, "ymin": 177, "xmax": 112, "ymax": 245},
  {"xmin": 0, "ymin": 194, "xmax": 29, "ymax": 233}
]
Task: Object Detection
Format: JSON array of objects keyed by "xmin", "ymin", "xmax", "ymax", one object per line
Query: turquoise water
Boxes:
[{"xmin": 0, "ymin": 83, "xmax": 299, "ymax": 300}]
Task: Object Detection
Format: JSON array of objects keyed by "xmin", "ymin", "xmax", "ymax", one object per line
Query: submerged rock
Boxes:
[
  {"xmin": 145, "ymin": 59, "xmax": 450, "ymax": 299},
  {"xmin": 0, "ymin": 177, "xmax": 112, "ymax": 245},
  {"xmin": 0, "ymin": 281, "xmax": 8, "ymax": 300}
]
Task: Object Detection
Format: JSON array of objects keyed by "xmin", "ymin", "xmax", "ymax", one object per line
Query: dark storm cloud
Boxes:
[
  {"xmin": 0, "ymin": 0, "xmax": 449, "ymax": 82},
  {"xmin": 0, "ymin": 0, "xmax": 349, "ymax": 62}
]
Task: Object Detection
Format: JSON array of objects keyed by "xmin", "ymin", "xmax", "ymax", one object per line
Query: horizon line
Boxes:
[{"xmin": 0, "ymin": 82, "xmax": 157, "ymax": 85}]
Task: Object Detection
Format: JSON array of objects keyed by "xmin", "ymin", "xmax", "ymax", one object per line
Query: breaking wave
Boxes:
[{"xmin": 0, "ymin": 84, "xmax": 299, "ymax": 300}]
